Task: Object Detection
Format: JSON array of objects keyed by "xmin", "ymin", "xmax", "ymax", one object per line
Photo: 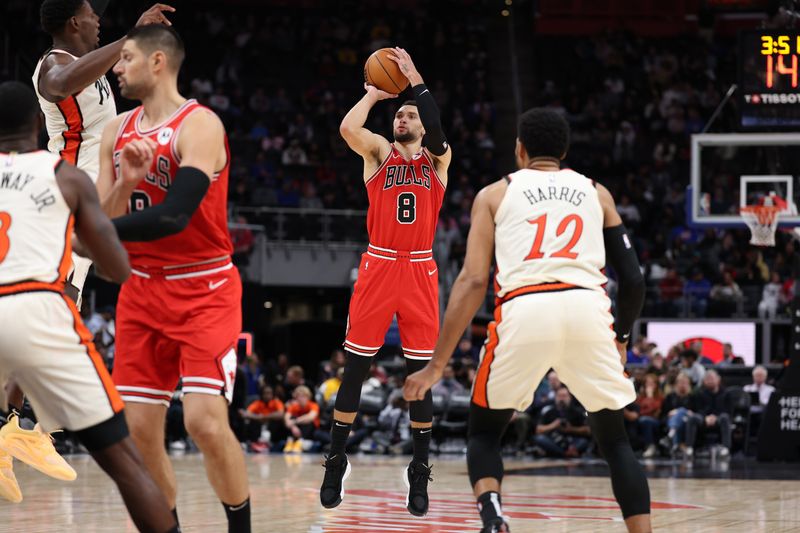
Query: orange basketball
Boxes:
[{"xmin": 364, "ymin": 48, "xmax": 409, "ymax": 94}]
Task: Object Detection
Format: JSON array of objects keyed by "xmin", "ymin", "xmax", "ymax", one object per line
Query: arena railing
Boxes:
[{"xmin": 232, "ymin": 206, "xmax": 368, "ymax": 244}]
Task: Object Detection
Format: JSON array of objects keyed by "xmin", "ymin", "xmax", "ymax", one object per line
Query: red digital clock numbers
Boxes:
[
  {"xmin": 739, "ymin": 30, "xmax": 800, "ymax": 128},
  {"xmin": 766, "ymin": 55, "xmax": 798, "ymax": 88},
  {"xmin": 760, "ymin": 35, "xmax": 800, "ymax": 89}
]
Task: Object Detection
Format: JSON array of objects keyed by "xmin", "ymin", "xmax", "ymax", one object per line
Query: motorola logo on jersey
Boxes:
[
  {"xmin": 157, "ymin": 127, "xmax": 174, "ymax": 146},
  {"xmin": 383, "ymin": 164, "xmax": 432, "ymax": 190}
]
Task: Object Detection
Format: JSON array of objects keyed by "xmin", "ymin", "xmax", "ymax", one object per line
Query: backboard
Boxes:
[{"xmin": 688, "ymin": 133, "xmax": 800, "ymax": 229}]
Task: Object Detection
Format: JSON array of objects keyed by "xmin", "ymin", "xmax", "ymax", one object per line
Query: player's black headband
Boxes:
[{"xmin": 89, "ymin": 0, "xmax": 109, "ymax": 16}]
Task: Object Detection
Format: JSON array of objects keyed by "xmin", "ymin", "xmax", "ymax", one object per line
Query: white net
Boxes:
[{"xmin": 741, "ymin": 206, "xmax": 782, "ymax": 246}]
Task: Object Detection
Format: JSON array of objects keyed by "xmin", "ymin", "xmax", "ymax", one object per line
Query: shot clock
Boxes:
[{"xmin": 739, "ymin": 30, "xmax": 800, "ymax": 129}]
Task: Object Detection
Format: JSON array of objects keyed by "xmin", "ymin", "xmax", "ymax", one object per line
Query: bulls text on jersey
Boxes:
[{"xmin": 383, "ymin": 163, "xmax": 432, "ymax": 190}]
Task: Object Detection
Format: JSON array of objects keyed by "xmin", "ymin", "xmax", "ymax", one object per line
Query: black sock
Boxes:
[
  {"xmin": 171, "ymin": 508, "xmax": 181, "ymax": 532},
  {"xmin": 412, "ymin": 427, "xmax": 431, "ymax": 465},
  {"xmin": 477, "ymin": 491, "xmax": 503, "ymax": 524},
  {"xmin": 10, "ymin": 402, "xmax": 36, "ymax": 430},
  {"xmin": 329, "ymin": 420, "xmax": 351, "ymax": 457},
  {"xmin": 222, "ymin": 497, "xmax": 251, "ymax": 533}
]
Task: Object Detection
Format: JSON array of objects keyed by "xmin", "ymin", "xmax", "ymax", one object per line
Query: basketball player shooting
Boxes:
[
  {"xmin": 404, "ymin": 108, "xmax": 652, "ymax": 533},
  {"xmin": 0, "ymin": 0, "xmax": 175, "ymax": 504},
  {"xmin": 96, "ymin": 25, "xmax": 250, "ymax": 533},
  {"xmin": 319, "ymin": 47, "xmax": 451, "ymax": 517},
  {"xmin": 0, "ymin": 81, "xmax": 178, "ymax": 532}
]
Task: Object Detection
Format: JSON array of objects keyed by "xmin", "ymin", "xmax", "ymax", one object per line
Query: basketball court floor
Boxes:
[{"xmin": 2, "ymin": 453, "xmax": 798, "ymax": 532}]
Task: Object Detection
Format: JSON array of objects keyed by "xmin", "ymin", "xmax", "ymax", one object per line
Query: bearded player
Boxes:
[
  {"xmin": 96, "ymin": 25, "xmax": 250, "ymax": 532},
  {"xmin": 0, "ymin": 0, "xmax": 174, "ymax": 504},
  {"xmin": 319, "ymin": 48, "xmax": 451, "ymax": 517}
]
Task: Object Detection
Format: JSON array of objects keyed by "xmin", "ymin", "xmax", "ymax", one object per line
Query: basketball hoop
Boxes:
[{"xmin": 741, "ymin": 205, "xmax": 782, "ymax": 246}]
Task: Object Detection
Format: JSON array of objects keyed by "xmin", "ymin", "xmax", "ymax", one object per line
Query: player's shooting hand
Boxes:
[
  {"xmin": 386, "ymin": 47, "xmax": 422, "ymax": 85},
  {"xmin": 403, "ymin": 364, "xmax": 441, "ymax": 402},
  {"xmin": 364, "ymin": 82, "xmax": 398, "ymax": 102},
  {"xmin": 136, "ymin": 4, "xmax": 176, "ymax": 27},
  {"xmin": 615, "ymin": 339, "xmax": 628, "ymax": 367},
  {"xmin": 120, "ymin": 138, "xmax": 157, "ymax": 187}
]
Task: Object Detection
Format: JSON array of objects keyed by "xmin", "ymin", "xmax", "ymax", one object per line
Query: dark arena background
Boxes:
[{"xmin": 1, "ymin": 0, "xmax": 800, "ymax": 531}]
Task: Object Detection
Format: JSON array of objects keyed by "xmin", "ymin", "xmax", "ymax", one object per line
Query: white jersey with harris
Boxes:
[
  {"xmin": 493, "ymin": 168, "xmax": 607, "ymax": 299},
  {"xmin": 472, "ymin": 168, "xmax": 635, "ymax": 413},
  {"xmin": 32, "ymin": 49, "xmax": 116, "ymax": 181}
]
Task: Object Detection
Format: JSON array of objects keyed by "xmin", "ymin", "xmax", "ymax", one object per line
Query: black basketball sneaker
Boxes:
[
  {"xmin": 320, "ymin": 454, "xmax": 351, "ymax": 509},
  {"xmin": 404, "ymin": 461, "xmax": 433, "ymax": 516},
  {"xmin": 481, "ymin": 518, "xmax": 510, "ymax": 533}
]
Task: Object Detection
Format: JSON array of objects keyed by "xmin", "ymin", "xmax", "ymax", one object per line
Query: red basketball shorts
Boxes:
[
  {"xmin": 112, "ymin": 261, "xmax": 242, "ymax": 406},
  {"xmin": 344, "ymin": 246, "xmax": 439, "ymax": 360}
]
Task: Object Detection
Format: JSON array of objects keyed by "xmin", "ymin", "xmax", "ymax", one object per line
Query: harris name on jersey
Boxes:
[{"xmin": 520, "ymin": 183, "xmax": 587, "ymax": 207}]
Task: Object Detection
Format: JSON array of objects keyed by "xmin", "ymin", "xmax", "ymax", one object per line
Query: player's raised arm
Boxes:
[
  {"xmin": 339, "ymin": 84, "xmax": 394, "ymax": 168},
  {"xmin": 110, "ymin": 109, "xmax": 222, "ymax": 241},
  {"xmin": 403, "ymin": 180, "xmax": 504, "ymax": 401},
  {"xmin": 37, "ymin": 3, "xmax": 175, "ymax": 102},
  {"xmin": 386, "ymin": 47, "xmax": 452, "ymax": 179},
  {"xmin": 597, "ymin": 183, "xmax": 645, "ymax": 363},
  {"xmin": 55, "ymin": 162, "xmax": 130, "ymax": 284}
]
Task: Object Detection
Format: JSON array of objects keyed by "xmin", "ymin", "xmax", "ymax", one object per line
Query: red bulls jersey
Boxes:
[
  {"xmin": 365, "ymin": 144, "xmax": 445, "ymax": 251},
  {"xmin": 112, "ymin": 99, "xmax": 232, "ymax": 268}
]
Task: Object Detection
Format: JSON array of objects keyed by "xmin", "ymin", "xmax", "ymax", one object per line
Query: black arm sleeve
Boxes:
[
  {"xmin": 412, "ymin": 83, "xmax": 448, "ymax": 156},
  {"xmin": 112, "ymin": 166, "xmax": 210, "ymax": 242},
  {"xmin": 604, "ymin": 224, "xmax": 645, "ymax": 342}
]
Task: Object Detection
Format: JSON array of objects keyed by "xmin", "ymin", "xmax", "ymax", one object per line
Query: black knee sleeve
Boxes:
[
  {"xmin": 76, "ymin": 411, "xmax": 130, "ymax": 452},
  {"xmin": 333, "ymin": 351, "xmax": 373, "ymax": 413},
  {"xmin": 467, "ymin": 402, "xmax": 514, "ymax": 486},
  {"xmin": 588, "ymin": 409, "xmax": 651, "ymax": 518},
  {"xmin": 405, "ymin": 358, "xmax": 433, "ymax": 423}
]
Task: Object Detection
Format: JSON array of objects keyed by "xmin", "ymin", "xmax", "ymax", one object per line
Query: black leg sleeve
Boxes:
[
  {"xmin": 333, "ymin": 351, "xmax": 373, "ymax": 413},
  {"xmin": 587, "ymin": 409, "xmax": 651, "ymax": 518},
  {"xmin": 467, "ymin": 402, "xmax": 515, "ymax": 486},
  {"xmin": 405, "ymin": 358, "xmax": 433, "ymax": 423}
]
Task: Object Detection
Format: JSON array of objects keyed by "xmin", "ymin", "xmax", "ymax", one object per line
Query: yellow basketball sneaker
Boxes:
[
  {"xmin": 0, "ymin": 414, "xmax": 77, "ymax": 481},
  {"xmin": 0, "ymin": 448, "xmax": 22, "ymax": 503}
]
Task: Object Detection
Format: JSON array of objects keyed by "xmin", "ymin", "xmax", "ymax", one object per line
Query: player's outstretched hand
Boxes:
[
  {"xmin": 120, "ymin": 137, "xmax": 157, "ymax": 186},
  {"xmin": 136, "ymin": 4, "xmax": 176, "ymax": 27},
  {"xmin": 386, "ymin": 47, "xmax": 422, "ymax": 85},
  {"xmin": 403, "ymin": 364, "xmax": 441, "ymax": 402},
  {"xmin": 364, "ymin": 82, "xmax": 398, "ymax": 102}
]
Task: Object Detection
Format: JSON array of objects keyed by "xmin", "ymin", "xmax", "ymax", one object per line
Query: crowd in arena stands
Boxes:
[
  {"xmin": 15, "ymin": 312, "xmax": 776, "ymax": 459},
  {"xmin": 195, "ymin": 342, "xmax": 776, "ymax": 461},
  {"xmin": 14, "ymin": 2, "xmax": 798, "ymax": 321},
  {"xmin": 531, "ymin": 32, "xmax": 798, "ymax": 320}
]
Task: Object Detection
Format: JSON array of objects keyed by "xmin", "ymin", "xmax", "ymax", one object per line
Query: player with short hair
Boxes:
[
  {"xmin": 34, "ymin": 0, "xmax": 174, "ymax": 303},
  {"xmin": 404, "ymin": 107, "xmax": 652, "ymax": 533},
  {"xmin": 96, "ymin": 25, "xmax": 250, "ymax": 532},
  {"xmin": 0, "ymin": 0, "xmax": 175, "ymax": 504},
  {"xmin": 0, "ymin": 80, "xmax": 177, "ymax": 532},
  {"xmin": 319, "ymin": 47, "xmax": 451, "ymax": 517}
]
